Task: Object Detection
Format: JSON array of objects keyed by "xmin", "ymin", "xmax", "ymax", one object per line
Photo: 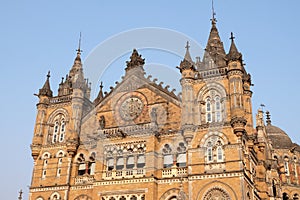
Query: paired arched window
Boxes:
[
  {"xmin": 76, "ymin": 153, "xmax": 96, "ymax": 176},
  {"xmin": 205, "ymin": 137, "xmax": 224, "ymax": 163},
  {"xmin": 205, "ymin": 96, "xmax": 222, "ymax": 123},
  {"xmin": 52, "ymin": 115, "xmax": 66, "ymax": 144},
  {"xmin": 163, "ymin": 143, "xmax": 187, "ymax": 168}
]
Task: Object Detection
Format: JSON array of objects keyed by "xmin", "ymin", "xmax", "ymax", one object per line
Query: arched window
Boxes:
[
  {"xmin": 51, "ymin": 115, "xmax": 66, "ymax": 144},
  {"xmin": 50, "ymin": 192, "xmax": 60, "ymax": 200},
  {"xmin": 206, "ymin": 98, "xmax": 212, "ymax": 123},
  {"xmin": 120, "ymin": 196, "xmax": 126, "ymax": 200},
  {"xmin": 293, "ymin": 193, "xmax": 299, "ymax": 200},
  {"xmin": 215, "ymin": 96, "xmax": 221, "ymax": 122},
  {"xmin": 284, "ymin": 157, "xmax": 290, "ymax": 176},
  {"xmin": 163, "ymin": 144, "xmax": 173, "ymax": 168},
  {"xmin": 283, "ymin": 192, "xmax": 289, "ymax": 200},
  {"xmin": 137, "ymin": 154, "xmax": 145, "ymax": 168},
  {"xmin": 217, "ymin": 146, "xmax": 223, "ymax": 162},
  {"xmin": 107, "ymin": 157, "xmax": 114, "ymax": 171},
  {"xmin": 176, "ymin": 142, "xmax": 187, "ymax": 167},
  {"xmin": 59, "ymin": 119, "xmax": 65, "ymax": 142},
  {"xmin": 53, "ymin": 121, "xmax": 59, "ymax": 143},
  {"xmin": 204, "ymin": 136, "xmax": 225, "ymax": 164},
  {"xmin": 116, "ymin": 157, "xmax": 124, "ymax": 170},
  {"xmin": 127, "ymin": 155, "xmax": 134, "ymax": 169},
  {"xmin": 207, "ymin": 142, "xmax": 213, "ymax": 162},
  {"xmin": 77, "ymin": 154, "xmax": 86, "ymax": 176}
]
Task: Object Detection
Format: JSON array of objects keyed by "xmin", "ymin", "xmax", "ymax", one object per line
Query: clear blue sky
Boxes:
[{"xmin": 0, "ymin": 1, "xmax": 299, "ymax": 199}]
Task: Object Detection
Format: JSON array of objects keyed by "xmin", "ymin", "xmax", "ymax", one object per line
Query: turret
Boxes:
[
  {"xmin": 31, "ymin": 71, "xmax": 53, "ymax": 160},
  {"xmin": 178, "ymin": 42, "xmax": 196, "ymax": 144},
  {"xmin": 94, "ymin": 82, "xmax": 104, "ymax": 105},
  {"xmin": 226, "ymin": 33, "xmax": 247, "ymax": 138}
]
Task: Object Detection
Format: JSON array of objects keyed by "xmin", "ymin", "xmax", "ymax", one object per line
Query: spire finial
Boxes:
[
  {"xmin": 47, "ymin": 71, "xmax": 50, "ymax": 79},
  {"xmin": 18, "ymin": 189, "xmax": 23, "ymax": 200},
  {"xmin": 266, "ymin": 110, "xmax": 271, "ymax": 125},
  {"xmin": 76, "ymin": 32, "xmax": 82, "ymax": 55},
  {"xmin": 211, "ymin": 0, "xmax": 217, "ymax": 24},
  {"xmin": 100, "ymin": 81, "xmax": 103, "ymax": 89},
  {"xmin": 185, "ymin": 41, "xmax": 190, "ymax": 51},
  {"xmin": 230, "ymin": 32, "xmax": 235, "ymax": 42}
]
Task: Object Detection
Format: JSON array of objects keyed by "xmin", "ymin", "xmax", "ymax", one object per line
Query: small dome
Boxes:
[{"xmin": 266, "ymin": 124, "xmax": 293, "ymax": 149}]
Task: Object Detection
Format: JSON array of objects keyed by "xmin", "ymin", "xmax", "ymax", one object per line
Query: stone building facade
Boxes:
[{"xmin": 29, "ymin": 17, "xmax": 300, "ymax": 200}]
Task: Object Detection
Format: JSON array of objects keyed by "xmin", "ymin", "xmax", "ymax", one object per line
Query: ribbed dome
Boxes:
[{"xmin": 266, "ymin": 124, "xmax": 293, "ymax": 149}]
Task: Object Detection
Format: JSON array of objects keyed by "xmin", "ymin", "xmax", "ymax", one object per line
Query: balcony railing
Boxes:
[
  {"xmin": 162, "ymin": 167, "xmax": 187, "ymax": 178},
  {"xmin": 75, "ymin": 175, "xmax": 95, "ymax": 185},
  {"xmin": 103, "ymin": 168, "xmax": 146, "ymax": 180}
]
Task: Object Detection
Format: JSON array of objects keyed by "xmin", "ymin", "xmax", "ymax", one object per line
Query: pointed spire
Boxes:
[
  {"xmin": 266, "ymin": 111, "xmax": 272, "ymax": 125},
  {"xmin": 211, "ymin": 0, "xmax": 217, "ymax": 25},
  {"xmin": 226, "ymin": 32, "xmax": 242, "ymax": 61},
  {"xmin": 94, "ymin": 82, "xmax": 104, "ymax": 104},
  {"xmin": 125, "ymin": 49, "xmax": 145, "ymax": 72},
  {"xmin": 75, "ymin": 32, "xmax": 82, "ymax": 62},
  {"xmin": 178, "ymin": 42, "xmax": 195, "ymax": 73},
  {"xmin": 203, "ymin": 4, "xmax": 226, "ymax": 68},
  {"xmin": 184, "ymin": 41, "xmax": 192, "ymax": 62},
  {"xmin": 38, "ymin": 71, "xmax": 53, "ymax": 97}
]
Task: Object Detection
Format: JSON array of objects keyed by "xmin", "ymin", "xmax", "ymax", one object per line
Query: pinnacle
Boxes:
[{"xmin": 38, "ymin": 71, "xmax": 53, "ymax": 97}]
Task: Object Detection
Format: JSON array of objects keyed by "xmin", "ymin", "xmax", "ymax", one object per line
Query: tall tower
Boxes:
[
  {"xmin": 29, "ymin": 42, "xmax": 92, "ymax": 200},
  {"xmin": 177, "ymin": 13, "xmax": 259, "ymax": 199}
]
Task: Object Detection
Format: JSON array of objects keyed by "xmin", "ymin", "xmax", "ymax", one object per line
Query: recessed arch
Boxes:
[
  {"xmin": 196, "ymin": 180, "xmax": 237, "ymax": 200},
  {"xmin": 197, "ymin": 82, "xmax": 227, "ymax": 102},
  {"xmin": 47, "ymin": 108, "xmax": 70, "ymax": 123},
  {"xmin": 159, "ymin": 188, "xmax": 180, "ymax": 200}
]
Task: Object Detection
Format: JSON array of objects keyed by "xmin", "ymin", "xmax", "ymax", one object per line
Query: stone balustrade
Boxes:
[
  {"xmin": 103, "ymin": 168, "xmax": 146, "ymax": 180},
  {"xmin": 162, "ymin": 167, "xmax": 187, "ymax": 178}
]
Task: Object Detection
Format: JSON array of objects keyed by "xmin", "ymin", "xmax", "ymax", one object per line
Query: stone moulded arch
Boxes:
[
  {"xmin": 47, "ymin": 108, "xmax": 70, "ymax": 124},
  {"xmin": 159, "ymin": 188, "xmax": 180, "ymax": 200},
  {"xmin": 196, "ymin": 180, "xmax": 237, "ymax": 200},
  {"xmin": 199, "ymin": 131, "xmax": 229, "ymax": 147},
  {"xmin": 197, "ymin": 82, "xmax": 227, "ymax": 102},
  {"xmin": 74, "ymin": 194, "xmax": 92, "ymax": 200}
]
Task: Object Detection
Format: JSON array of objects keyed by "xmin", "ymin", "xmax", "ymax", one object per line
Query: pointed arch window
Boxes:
[
  {"xmin": 207, "ymin": 142, "xmax": 213, "ymax": 162},
  {"xmin": 206, "ymin": 98, "xmax": 212, "ymax": 123},
  {"xmin": 53, "ymin": 121, "xmax": 59, "ymax": 143},
  {"xmin": 51, "ymin": 115, "xmax": 66, "ymax": 144},
  {"xmin": 217, "ymin": 146, "xmax": 223, "ymax": 162},
  {"xmin": 59, "ymin": 119, "xmax": 65, "ymax": 142},
  {"xmin": 215, "ymin": 96, "xmax": 222, "ymax": 122}
]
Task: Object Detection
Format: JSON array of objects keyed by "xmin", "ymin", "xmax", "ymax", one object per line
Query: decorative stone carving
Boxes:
[
  {"xmin": 119, "ymin": 97, "xmax": 143, "ymax": 121},
  {"xmin": 203, "ymin": 187, "xmax": 231, "ymax": 200}
]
